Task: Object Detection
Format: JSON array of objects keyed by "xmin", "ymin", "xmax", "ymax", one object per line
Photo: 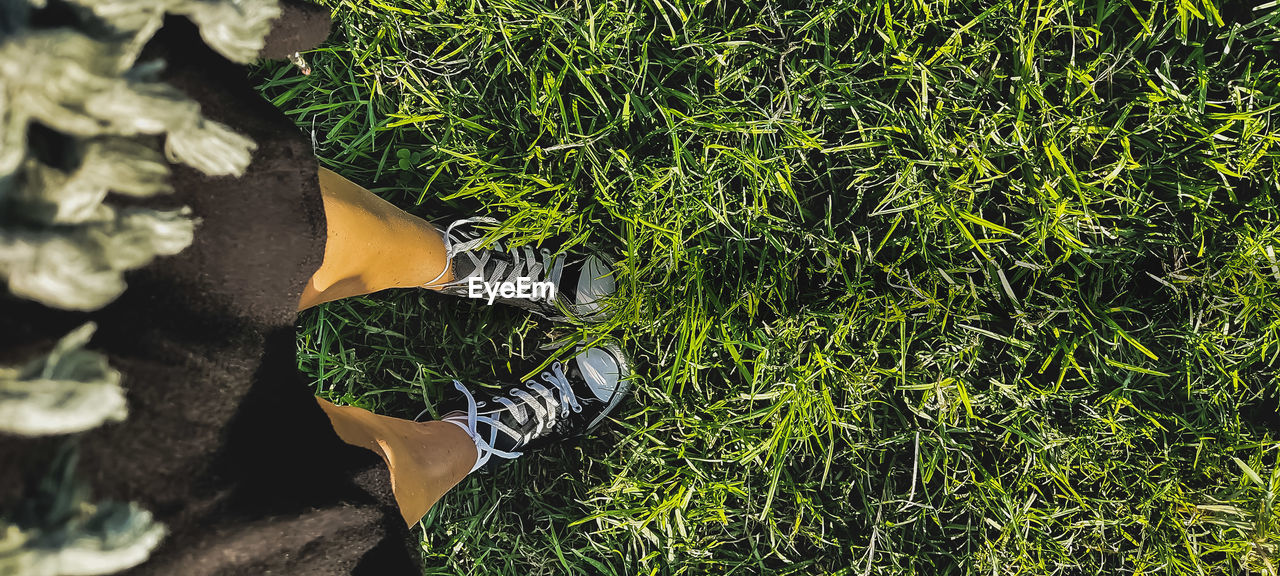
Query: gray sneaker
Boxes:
[
  {"xmin": 428, "ymin": 344, "xmax": 631, "ymax": 471},
  {"xmin": 425, "ymin": 218, "xmax": 616, "ymax": 323}
]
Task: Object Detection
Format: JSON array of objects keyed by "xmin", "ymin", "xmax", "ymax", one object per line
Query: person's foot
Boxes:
[
  {"xmin": 425, "ymin": 218, "xmax": 616, "ymax": 323},
  {"xmin": 429, "ymin": 344, "xmax": 630, "ymax": 472}
]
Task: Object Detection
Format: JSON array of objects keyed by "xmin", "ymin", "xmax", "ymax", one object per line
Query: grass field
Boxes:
[{"xmin": 255, "ymin": 0, "xmax": 1280, "ymax": 573}]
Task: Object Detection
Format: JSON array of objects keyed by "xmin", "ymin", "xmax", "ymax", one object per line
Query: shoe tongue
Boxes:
[
  {"xmin": 487, "ymin": 417, "xmax": 523, "ymax": 453},
  {"xmin": 450, "ymin": 248, "xmax": 506, "ymax": 284},
  {"xmin": 480, "ymin": 396, "xmax": 542, "ymax": 452},
  {"xmin": 450, "ymin": 256, "xmax": 478, "ymax": 281},
  {"xmin": 446, "ymin": 227, "xmax": 504, "ymax": 282}
]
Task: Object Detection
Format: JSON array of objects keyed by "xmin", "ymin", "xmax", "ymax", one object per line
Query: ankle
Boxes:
[{"xmin": 440, "ymin": 412, "xmax": 484, "ymax": 473}]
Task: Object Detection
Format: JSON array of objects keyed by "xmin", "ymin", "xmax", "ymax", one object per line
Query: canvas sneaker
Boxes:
[
  {"xmin": 424, "ymin": 217, "xmax": 616, "ymax": 323},
  {"xmin": 425, "ymin": 344, "xmax": 630, "ymax": 472}
]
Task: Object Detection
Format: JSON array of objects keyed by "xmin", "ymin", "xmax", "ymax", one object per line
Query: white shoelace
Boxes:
[
  {"xmin": 424, "ymin": 218, "xmax": 566, "ymax": 303},
  {"xmin": 444, "ymin": 362, "xmax": 584, "ymax": 472}
]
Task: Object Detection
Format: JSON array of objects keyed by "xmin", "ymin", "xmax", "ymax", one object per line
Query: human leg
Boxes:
[
  {"xmin": 299, "ymin": 170, "xmax": 629, "ymax": 527},
  {"xmin": 298, "ymin": 167, "xmax": 453, "ymax": 310},
  {"xmin": 313, "ymin": 343, "xmax": 630, "ymax": 527},
  {"xmin": 315, "ymin": 398, "xmax": 476, "ymax": 527},
  {"xmin": 300, "ymin": 168, "xmax": 475, "ymax": 526},
  {"xmin": 297, "ymin": 168, "xmax": 617, "ymax": 320}
]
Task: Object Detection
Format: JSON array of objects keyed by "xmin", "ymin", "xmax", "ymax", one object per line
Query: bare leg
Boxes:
[
  {"xmin": 298, "ymin": 167, "xmax": 453, "ymax": 310},
  {"xmin": 302, "ymin": 169, "xmax": 476, "ymax": 526},
  {"xmin": 316, "ymin": 399, "xmax": 476, "ymax": 527}
]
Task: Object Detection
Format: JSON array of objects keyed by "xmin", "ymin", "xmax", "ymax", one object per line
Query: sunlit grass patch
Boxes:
[{"xmin": 265, "ymin": 0, "xmax": 1280, "ymax": 573}]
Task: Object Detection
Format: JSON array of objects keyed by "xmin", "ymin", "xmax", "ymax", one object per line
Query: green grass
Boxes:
[{"xmin": 256, "ymin": 0, "xmax": 1280, "ymax": 573}]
